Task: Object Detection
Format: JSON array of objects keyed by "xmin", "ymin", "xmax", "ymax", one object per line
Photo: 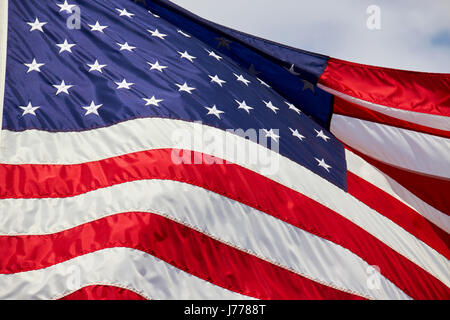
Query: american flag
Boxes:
[{"xmin": 0, "ymin": 0, "xmax": 448, "ymax": 300}]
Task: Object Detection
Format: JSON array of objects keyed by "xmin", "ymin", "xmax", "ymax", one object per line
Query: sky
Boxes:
[{"xmin": 170, "ymin": 0, "xmax": 450, "ymax": 73}]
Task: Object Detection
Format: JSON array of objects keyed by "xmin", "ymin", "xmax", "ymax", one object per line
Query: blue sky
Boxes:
[{"xmin": 170, "ymin": 0, "xmax": 450, "ymax": 73}]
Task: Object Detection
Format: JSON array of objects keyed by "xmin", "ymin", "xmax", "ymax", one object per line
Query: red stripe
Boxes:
[
  {"xmin": 0, "ymin": 211, "xmax": 362, "ymax": 300},
  {"xmin": 1, "ymin": 148, "xmax": 449, "ymax": 299},
  {"xmin": 333, "ymin": 97, "xmax": 450, "ymax": 138},
  {"xmin": 320, "ymin": 58, "xmax": 450, "ymax": 116},
  {"xmin": 345, "ymin": 145, "xmax": 450, "ymax": 216},
  {"xmin": 347, "ymin": 171, "xmax": 449, "ymax": 257},
  {"xmin": 60, "ymin": 285, "xmax": 147, "ymax": 300}
]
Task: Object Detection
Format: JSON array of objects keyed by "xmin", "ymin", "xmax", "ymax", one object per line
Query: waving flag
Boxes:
[{"xmin": 0, "ymin": 0, "xmax": 448, "ymax": 300}]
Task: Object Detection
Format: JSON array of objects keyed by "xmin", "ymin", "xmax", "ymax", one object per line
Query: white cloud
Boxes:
[{"xmin": 170, "ymin": 0, "xmax": 450, "ymax": 72}]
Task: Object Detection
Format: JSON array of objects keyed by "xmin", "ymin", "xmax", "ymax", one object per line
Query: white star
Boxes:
[
  {"xmin": 216, "ymin": 37, "xmax": 232, "ymax": 50},
  {"xmin": 235, "ymin": 100, "xmax": 253, "ymax": 114},
  {"xmin": 205, "ymin": 105, "xmax": 225, "ymax": 119},
  {"xmin": 143, "ymin": 95, "xmax": 163, "ymax": 107},
  {"xmin": 175, "ymin": 82, "xmax": 196, "ymax": 94},
  {"xmin": 205, "ymin": 49, "xmax": 222, "ymax": 61},
  {"xmin": 301, "ymin": 79, "xmax": 315, "ymax": 93},
  {"xmin": 56, "ymin": 0, "xmax": 75, "ymax": 13},
  {"xmin": 263, "ymin": 129, "xmax": 280, "ymax": 143},
  {"xmin": 257, "ymin": 77, "xmax": 271, "ymax": 88},
  {"xmin": 177, "ymin": 29, "xmax": 191, "ymax": 38},
  {"xmin": 233, "ymin": 73, "xmax": 251, "ymax": 86},
  {"xmin": 285, "ymin": 63, "xmax": 300, "ymax": 76},
  {"xmin": 53, "ymin": 80, "xmax": 73, "ymax": 95},
  {"xmin": 289, "ymin": 127, "xmax": 305, "ymax": 141},
  {"xmin": 315, "ymin": 158, "xmax": 332, "ymax": 172},
  {"xmin": 209, "ymin": 75, "xmax": 226, "ymax": 87},
  {"xmin": 178, "ymin": 51, "xmax": 196, "ymax": 63},
  {"xmin": 88, "ymin": 21, "xmax": 108, "ymax": 33},
  {"xmin": 27, "ymin": 18, "xmax": 47, "ymax": 32},
  {"xmin": 314, "ymin": 129, "xmax": 331, "ymax": 142},
  {"xmin": 285, "ymin": 101, "xmax": 301, "ymax": 114},
  {"xmin": 148, "ymin": 10, "xmax": 160, "ymax": 18},
  {"xmin": 147, "ymin": 28, "xmax": 167, "ymax": 39},
  {"xmin": 24, "ymin": 58, "xmax": 44, "ymax": 73},
  {"xmin": 248, "ymin": 64, "xmax": 260, "ymax": 76},
  {"xmin": 19, "ymin": 102, "xmax": 40, "ymax": 116},
  {"xmin": 116, "ymin": 42, "xmax": 136, "ymax": 51},
  {"xmin": 263, "ymin": 100, "xmax": 279, "ymax": 113},
  {"xmin": 56, "ymin": 39, "xmax": 76, "ymax": 54},
  {"xmin": 116, "ymin": 8, "xmax": 134, "ymax": 18},
  {"xmin": 115, "ymin": 79, "xmax": 134, "ymax": 89},
  {"xmin": 147, "ymin": 60, "xmax": 167, "ymax": 72},
  {"xmin": 87, "ymin": 60, "xmax": 107, "ymax": 73},
  {"xmin": 82, "ymin": 101, "xmax": 102, "ymax": 116}
]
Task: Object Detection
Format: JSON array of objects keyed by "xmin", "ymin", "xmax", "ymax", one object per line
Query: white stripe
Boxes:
[
  {"xmin": 0, "ymin": 247, "xmax": 251, "ymax": 300},
  {"xmin": 0, "ymin": 179, "xmax": 410, "ymax": 300},
  {"xmin": 1, "ymin": 117, "xmax": 448, "ymax": 288},
  {"xmin": 56, "ymin": 283, "xmax": 147, "ymax": 300},
  {"xmin": 331, "ymin": 114, "xmax": 450, "ymax": 179},
  {"xmin": 346, "ymin": 149, "xmax": 450, "ymax": 233},
  {"xmin": 318, "ymin": 84, "xmax": 450, "ymax": 131},
  {"xmin": 0, "ymin": 0, "xmax": 8, "ymax": 147}
]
